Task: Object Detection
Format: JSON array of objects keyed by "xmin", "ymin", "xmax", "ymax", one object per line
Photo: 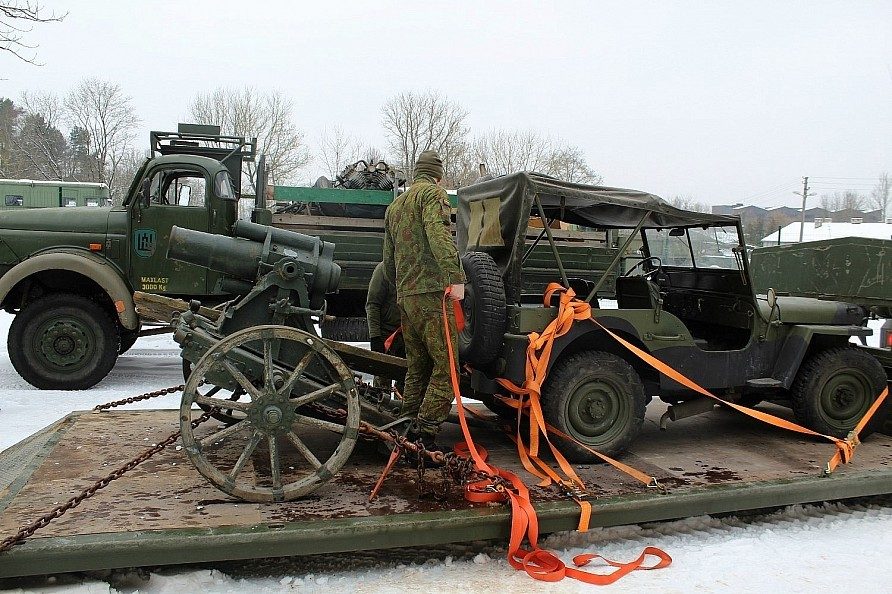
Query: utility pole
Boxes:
[{"xmin": 794, "ymin": 176, "xmax": 815, "ymax": 243}]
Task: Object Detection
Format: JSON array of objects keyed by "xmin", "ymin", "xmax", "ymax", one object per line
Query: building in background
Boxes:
[{"xmin": 759, "ymin": 218, "xmax": 892, "ymax": 247}]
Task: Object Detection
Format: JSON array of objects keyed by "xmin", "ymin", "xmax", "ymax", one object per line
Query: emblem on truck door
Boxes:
[{"xmin": 133, "ymin": 228, "xmax": 156, "ymax": 258}]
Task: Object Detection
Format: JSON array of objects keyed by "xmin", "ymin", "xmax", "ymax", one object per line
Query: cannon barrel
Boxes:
[{"xmin": 167, "ymin": 225, "xmax": 341, "ymax": 300}]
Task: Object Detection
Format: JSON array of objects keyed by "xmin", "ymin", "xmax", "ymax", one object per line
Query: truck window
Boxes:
[
  {"xmin": 63, "ymin": 197, "xmax": 77, "ymax": 207},
  {"xmin": 5, "ymin": 195, "xmax": 23, "ymax": 207},
  {"xmin": 214, "ymin": 171, "xmax": 236, "ymax": 200},
  {"xmin": 149, "ymin": 169, "xmax": 207, "ymax": 207}
]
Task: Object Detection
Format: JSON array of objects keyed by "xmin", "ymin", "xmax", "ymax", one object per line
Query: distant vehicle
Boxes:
[{"xmin": 0, "ymin": 179, "xmax": 110, "ymax": 209}]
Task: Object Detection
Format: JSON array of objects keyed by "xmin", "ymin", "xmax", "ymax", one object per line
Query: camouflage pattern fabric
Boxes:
[
  {"xmin": 398, "ymin": 292, "xmax": 458, "ymax": 435},
  {"xmin": 365, "ymin": 261, "xmax": 402, "ymax": 340},
  {"xmin": 382, "ymin": 174, "xmax": 466, "ymax": 301}
]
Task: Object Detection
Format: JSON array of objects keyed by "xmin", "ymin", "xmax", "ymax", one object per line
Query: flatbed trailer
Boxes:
[{"xmin": 1, "ymin": 399, "xmax": 890, "ymax": 579}]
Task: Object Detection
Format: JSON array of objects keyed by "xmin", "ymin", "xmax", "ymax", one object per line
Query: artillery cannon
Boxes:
[{"xmin": 164, "ymin": 223, "xmax": 407, "ymax": 502}]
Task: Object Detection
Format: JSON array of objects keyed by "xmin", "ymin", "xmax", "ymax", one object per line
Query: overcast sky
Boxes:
[{"xmin": 2, "ymin": 1, "xmax": 890, "ymax": 207}]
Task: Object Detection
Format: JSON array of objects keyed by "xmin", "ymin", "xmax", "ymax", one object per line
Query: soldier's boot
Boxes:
[{"xmin": 404, "ymin": 420, "xmax": 444, "ymax": 467}]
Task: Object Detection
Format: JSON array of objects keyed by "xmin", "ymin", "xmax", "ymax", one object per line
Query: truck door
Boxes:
[{"xmin": 129, "ymin": 165, "xmax": 211, "ymax": 295}]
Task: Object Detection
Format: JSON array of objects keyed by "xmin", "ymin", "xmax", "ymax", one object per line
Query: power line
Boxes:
[
  {"xmin": 809, "ymin": 176, "xmax": 878, "ymax": 181},
  {"xmin": 739, "ymin": 182, "xmax": 801, "ymax": 203}
]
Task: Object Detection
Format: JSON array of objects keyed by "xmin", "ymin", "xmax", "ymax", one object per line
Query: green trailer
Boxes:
[
  {"xmin": 0, "ymin": 179, "xmax": 110, "ymax": 209},
  {"xmin": 750, "ymin": 237, "xmax": 892, "ymax": 317}
]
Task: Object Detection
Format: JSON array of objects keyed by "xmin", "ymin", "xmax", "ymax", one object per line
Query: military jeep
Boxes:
[{"xmin": 455, "ymin": 172, "xmax": 889, "ymax": 461}]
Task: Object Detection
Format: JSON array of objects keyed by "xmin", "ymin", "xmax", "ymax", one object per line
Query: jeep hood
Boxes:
[
  {"xmin": 0, "ymin": 207, "xmax": 113, "ymax": 233},
  {"xmin": 757, "ymin": 295, "xmax": 865, "ymax": 326}
]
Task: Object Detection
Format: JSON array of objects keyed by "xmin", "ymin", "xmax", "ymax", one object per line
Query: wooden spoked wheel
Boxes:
[{"xmin": 180, "ymin": 325, "xmax": 360, "ymax": 502}]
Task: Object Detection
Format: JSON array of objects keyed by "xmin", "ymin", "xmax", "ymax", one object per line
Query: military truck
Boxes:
[
  {"xmin": 454, "ymin": 173, "xmax": 890, "ymax": 460},
  {"xmin": 272, "ymin": 176, "xmax": 620, "ymax": 341},
  {"xmin": 0, "ymin": 124, "xmax": 258, "ymax": 389}
]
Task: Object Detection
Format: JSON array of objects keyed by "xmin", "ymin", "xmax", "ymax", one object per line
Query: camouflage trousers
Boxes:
[{"xmin": 398, "ymin": 292, "xmax": 458, "ymax": 436}]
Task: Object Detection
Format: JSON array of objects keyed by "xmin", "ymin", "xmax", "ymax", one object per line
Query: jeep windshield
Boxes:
[{"xmin": 642, "ymin": 225, "xmax": 743, "ymax": 271}]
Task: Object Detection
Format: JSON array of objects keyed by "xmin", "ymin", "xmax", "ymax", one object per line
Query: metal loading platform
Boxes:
[{"xmin": 1, "ymin": 403, "xmax": 890, "ymax": 578}]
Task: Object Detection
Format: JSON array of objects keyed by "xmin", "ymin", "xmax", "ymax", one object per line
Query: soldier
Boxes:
[
  {"xmin": 382, "ymin": 150, "xmax": 466, "ymax": 451},
  {"xmin": 365, "ymin": 261, "xmax": 405, "ymax": 392}
]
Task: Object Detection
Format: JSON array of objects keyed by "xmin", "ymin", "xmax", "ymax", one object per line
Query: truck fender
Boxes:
[
  {"xmin": 771, "ymin": 324, "xmax": 871, "ymax": 387},
  {"xmin": 0, "ymin": 249, "xmax": 138, "ymax": 330}
]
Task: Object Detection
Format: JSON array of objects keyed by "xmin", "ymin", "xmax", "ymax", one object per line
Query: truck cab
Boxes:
[{"xmin": 0, "ymin": 125, "xmax": 256, "ymax": 390}]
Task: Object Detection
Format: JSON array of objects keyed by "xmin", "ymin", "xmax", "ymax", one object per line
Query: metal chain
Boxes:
[
  {"xmin": 0, "ymin": 407, "xmax": 213, "ymax": 554},
  {"xmin": 306, "ymin": 401, "xmax": 489, "ymax": 490},
  {"xmin": 92, "ymin": 384, "xmax": 185, "ymax": 411}
]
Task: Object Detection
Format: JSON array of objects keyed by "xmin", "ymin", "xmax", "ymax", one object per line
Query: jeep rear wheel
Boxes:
[
  {"xmin": 459, "ymin": 251, "xmax": 506, "ymax": 367},
  {"xmin": 542, "ymin": 350, "xmax": 646, "ymax": 461},
  {"xmin": 791, "ymin": 346, "xmax": 887, "ymax": 438},
  {"xmin": 9, "ymin": 294, "xmax": 119, "ymax": 390}
]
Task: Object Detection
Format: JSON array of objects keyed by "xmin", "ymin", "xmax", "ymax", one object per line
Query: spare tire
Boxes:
[{"xmin": 459, "ymin": 251, "xmax": 507, "ymax": 367}]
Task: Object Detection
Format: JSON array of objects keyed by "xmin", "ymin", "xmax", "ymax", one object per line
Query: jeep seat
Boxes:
[{"xmin": 616, "ymin": 275, "xmax": 661, "ymax": 310}]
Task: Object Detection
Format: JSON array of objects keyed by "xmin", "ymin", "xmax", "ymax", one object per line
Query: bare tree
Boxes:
[
  {"xmin": 63, "ymin": 78, "xmax": 140, "ymax": 198},
  {"xmin": 474, "ymin": 129, "xmax": 553, "ymax": 174},
  {"xmin": 545, "ymin": 145, "xmax": 602, "ymax": 185},
  {"xmin": 869, "ymin": 172, "xmax": 890, "ymax": 219},
  {"xmin": 668, "ymin": 195, "xmax": 709, "ymax": 213},
  {"xmin": 317, "ymin": 125, "xmax": 364, "ymax": 178},
  {"xmin": 820, "ymin": 191, "xmax": 865, "ymax": 212},
  {"xmin": 380, "ymin": 90, "xmax": 469, "ymax": 182},
  {"xmin": 108, "ymin": 147, "xmax": 144, "ymax": 206},
  {"xmin": 1, "ymin": 2, "xmax": 65, "ymax": 64},
  {"xmin": 473, "ymin": 128, "xmax": 602, "ymax": 185},
  {"xmin": 13, "ymin": 90, "xmax": 68, "ymax": 179},
  {"xmin": 188, "ymin": 87, "xmax": 310, "ymax": 192}
]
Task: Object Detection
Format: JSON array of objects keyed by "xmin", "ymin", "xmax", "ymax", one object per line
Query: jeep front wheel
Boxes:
[
  {"xmin": 9, "ymin": 294, "xmax": 119, "ymax": 390},
  {"xmin": 791, "ymin": 346, "xmax": 887, "ymax": 438},
  {"xmin": 542, "ymin": 350, "xmax": 646, "ymax": 461}
]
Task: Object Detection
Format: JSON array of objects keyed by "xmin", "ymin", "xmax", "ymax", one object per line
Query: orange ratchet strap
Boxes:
[
  {"xmin": 524, "ymin": 283, "xmax": 889, "ymax": 474},
  {"xmin": 442, "ymin": 286, "xmax": 671, "ymax": 584},
  {"xmin": 383, "ymin": 327, "xmax": 402, "ymax": 352},
  {"xmin": 493, "ymin": 284, "xmax": 658, "ymax": 499}
]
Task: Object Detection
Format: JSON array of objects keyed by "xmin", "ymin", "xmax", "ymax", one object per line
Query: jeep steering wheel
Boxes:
[{"xmin": 623, "ymin": 256, "xmax": 662, "ymax": 277}]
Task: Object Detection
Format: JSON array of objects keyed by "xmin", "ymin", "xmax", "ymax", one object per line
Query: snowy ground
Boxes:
[{"xmin": 0, "ymin": 312, "xmax": 890, "ymax": 592}]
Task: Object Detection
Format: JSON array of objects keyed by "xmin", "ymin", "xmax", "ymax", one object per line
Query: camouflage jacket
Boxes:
[
  {"xmin": 383, "ymin": 175, "xmax": 466, "ymax": 301},
  {"xmin": 365, "ymin": 261, "xmax": 402, "ymax": 339}
]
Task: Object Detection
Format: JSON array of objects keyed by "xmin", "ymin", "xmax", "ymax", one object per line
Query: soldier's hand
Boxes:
[
  {"xmin": 370, "ymin": 337, "xmax": 386, "ymax": 353},
  {"xmin": 448, "ymin": 283, "xmax": 465, "ymax": 301}
]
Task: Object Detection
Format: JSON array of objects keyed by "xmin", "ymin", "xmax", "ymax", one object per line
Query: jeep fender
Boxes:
[
  {"xmin": 0, "ymin": 249, "xmax": 138, "ymax": 330},
  {"xmin": 544, "ymin": 315, "xmax": 651, "ymax": 376},
  {"xmin": 771, "ymin": 324, "xmax": 871, "ymax": 387}
]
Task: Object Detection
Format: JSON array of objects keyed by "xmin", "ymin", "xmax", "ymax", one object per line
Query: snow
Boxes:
[
  {"xmin": 760, "ymin": 221, "xmax": 892, "ymax": 246},
  {"xmin": 0, "ymin": 313, "xmax": 890, "ymax": 591}
]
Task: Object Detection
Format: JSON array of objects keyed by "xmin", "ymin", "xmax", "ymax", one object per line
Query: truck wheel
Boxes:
[
  {"xmin": 119, "ymin": 325, "xmax": 141, "ymax": 354},
  {"xmin": 542, "ymin": 351, "xmax": 646, "ymax": 461},
  {"xmin": 791, "ymin": 346, "xmax": 887, "ymax": 438},
  {"xmin": 9, "ymin": 294, "xmax": 119, "ymax": 390},
  {"xmin": 459, "ymin": 251, "xmax": 506, "ymax": 367}
]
